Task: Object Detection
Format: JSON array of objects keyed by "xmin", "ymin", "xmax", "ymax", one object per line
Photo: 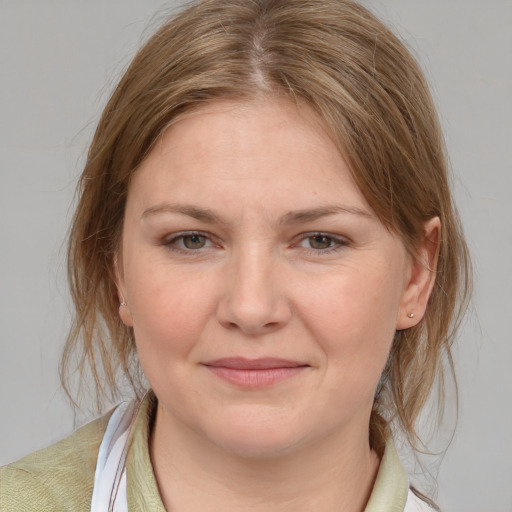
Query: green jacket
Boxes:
[{"xmin": 1, "ymin": 392, "xmax": 411, "ymax": 511}]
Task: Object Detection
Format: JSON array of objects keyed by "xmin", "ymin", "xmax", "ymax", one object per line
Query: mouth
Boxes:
[{"xmin": 202, "ymin": 358, "xmax": 310, "ymax": 388}]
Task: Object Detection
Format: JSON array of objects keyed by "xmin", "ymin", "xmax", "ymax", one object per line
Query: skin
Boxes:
[{"xmin": 116, "ymin": 97, "xmax": 439, "ymax": 512}]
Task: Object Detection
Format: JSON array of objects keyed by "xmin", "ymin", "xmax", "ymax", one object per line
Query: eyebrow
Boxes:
[
  {"xmin": 142, "ymin": 203, "xmax": 225, "ymax": 223},
  {"xmin": 279, "ymin": 205, "xmax": 373, "ymax": 225},
  {"xmin": 141, "ymin": 203, "xmax": 373, "ymax": 225}
]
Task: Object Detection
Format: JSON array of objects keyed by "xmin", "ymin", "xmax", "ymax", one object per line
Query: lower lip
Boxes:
[{"xmin": 205, "ymin": 366, "xmax": 307, "ymax": 388}]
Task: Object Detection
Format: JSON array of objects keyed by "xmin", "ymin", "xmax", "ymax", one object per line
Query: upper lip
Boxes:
[{"xmin": 203, "ymin": 357, "xmax": 309, "ymax": 370}]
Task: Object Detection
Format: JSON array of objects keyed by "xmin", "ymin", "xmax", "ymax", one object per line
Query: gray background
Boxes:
[{"xmin": 1, "ymin": 1, "xmax": 511, "ymax": 510}]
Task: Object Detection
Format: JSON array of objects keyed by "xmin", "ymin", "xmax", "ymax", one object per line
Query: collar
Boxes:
[
  {"xmin": 364, "ymin": 437, "xmax": 409, "ymax": 511},
  {"xmin": 124, "ymin": 392, "xmax": 409, "ymax": 511}
]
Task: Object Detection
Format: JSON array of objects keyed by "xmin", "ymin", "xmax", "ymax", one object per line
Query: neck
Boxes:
[{"xmin": 150, "ymin": 405, "xmax": 380, "ymax": 512}]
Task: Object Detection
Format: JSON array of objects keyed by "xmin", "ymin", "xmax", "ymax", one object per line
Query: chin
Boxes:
[
  {"xmin": 214, "ymin": 431, "xmax": 302, "ymax": 460},
  {"xmin": 200, "ymin": 411, "xmax": 311, "ymax": 460}
]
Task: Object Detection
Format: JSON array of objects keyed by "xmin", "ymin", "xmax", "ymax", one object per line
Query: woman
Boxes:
[{"xmin": 0, "ymin": 0, "xmax": 471, "ymax": 510}]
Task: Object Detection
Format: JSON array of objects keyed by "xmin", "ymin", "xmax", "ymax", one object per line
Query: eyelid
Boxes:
[
  {"xmin": 294, "ymin": 232, "xmax": 351, "ymax": 252},
  {"xmin": 162, "ymin": 230, "xmax": 218, "ymax": 251},
  {"xmin": 160, "ymin": 230, "xmax": 350, "ymax": 255}
]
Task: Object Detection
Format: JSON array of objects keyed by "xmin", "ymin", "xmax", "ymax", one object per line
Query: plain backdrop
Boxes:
[{"xmin": 1, "ymin": 1, "xmax": 511, "ymax": 511}]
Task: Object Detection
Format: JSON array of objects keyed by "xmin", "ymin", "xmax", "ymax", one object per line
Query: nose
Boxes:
[{"xmin": 216, "ymin": 246, "xmax": 292, "ymax": 335}]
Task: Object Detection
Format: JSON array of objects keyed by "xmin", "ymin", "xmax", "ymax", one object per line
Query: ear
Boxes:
[
  {"xmin": 113, "ymin": 252, "xmax": 134, "ymax": 327},
  {"xmin": 396, "ymin": 217, "xmax": 440, "ymax": 330}
]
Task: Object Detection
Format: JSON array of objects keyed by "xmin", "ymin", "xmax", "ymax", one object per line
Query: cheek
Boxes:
[
  {"xmin": 125, "ymin": 258, "xmax": 217, "ymax": 361},
  {"xmin": 301, "ymin": 269, "xmax": 401, "ymax": 339},
  {"xmin": 297, "ymin": 269, "xmax": 402, "ymax": 391}
]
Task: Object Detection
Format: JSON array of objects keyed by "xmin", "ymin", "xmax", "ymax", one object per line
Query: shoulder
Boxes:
[{"xmin": 0, "ymin": 410, "xmax": 112, "ymax": 512}]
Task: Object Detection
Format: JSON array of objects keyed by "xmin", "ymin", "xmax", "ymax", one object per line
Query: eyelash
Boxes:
[
  {"xmin": 295, "ymin": 232, "xmax": 350, "ymax": 255},
  {"xmin": 162, "ymin": 231, "xmax": 215, "ymax": 253},
  {"xmin": 161, "ymin": 231, "xmax": 350, "ymax": 255}
]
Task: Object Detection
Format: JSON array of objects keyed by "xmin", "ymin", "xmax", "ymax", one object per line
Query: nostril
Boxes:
[
  {"xmin": 218, "ymin": 308, "xmax": 291, "ymax": 335},
  {"xmin": 215, "ymin": 268, "xmax": 293, "ymax": 334}
]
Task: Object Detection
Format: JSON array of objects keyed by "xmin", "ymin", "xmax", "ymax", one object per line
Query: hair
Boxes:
[{"xmin": 62, "ymin": 0, "xmax": 471, "ymax": 486}]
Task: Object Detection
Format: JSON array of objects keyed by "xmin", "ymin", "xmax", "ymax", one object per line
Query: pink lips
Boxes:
[{"xmin": 203, "ymin": 358, "xmax": 309, "ymax": 388}]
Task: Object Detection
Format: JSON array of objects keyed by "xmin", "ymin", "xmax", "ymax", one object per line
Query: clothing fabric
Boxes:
[
  {"xmin": 1, "ymin": 392, "xmax": 432, "ymax": 511},
  {"xmin": 90, "ymin": 400, "xmax": 136, "ymax": 512}
]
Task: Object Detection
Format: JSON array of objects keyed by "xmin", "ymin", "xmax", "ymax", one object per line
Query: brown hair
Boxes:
[{"xmin": 62, "ymin": 0, "xmax": 471, "ymax": 473}]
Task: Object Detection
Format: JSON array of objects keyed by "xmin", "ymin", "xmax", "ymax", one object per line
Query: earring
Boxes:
[
  {"xmin": 120, "ymin": 301, "xmax": 127, "ymax": 307},
  {"xmin": 407, "ymin": 312, "xmax": 414, "ymax": 318}
]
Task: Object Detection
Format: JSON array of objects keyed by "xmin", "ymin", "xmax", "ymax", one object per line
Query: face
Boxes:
[{"xmin": 116, "ymin": 98, "xmax": 433, "ymax": 458}]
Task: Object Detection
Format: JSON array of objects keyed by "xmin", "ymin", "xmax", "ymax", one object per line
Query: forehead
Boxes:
[
  {"xmin": 155, "ymin": 97, "xmax": 337, "ymax": 166},
  {"xmin": 127, "ymin": 97, "xmax": 372, "ymax": 216}
]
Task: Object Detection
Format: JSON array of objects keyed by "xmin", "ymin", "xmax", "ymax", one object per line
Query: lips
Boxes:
[
  {"xmin": 202, "ymin": 358, "xmax": 309, "ymax": 387},
  {"xmin": 204, "ymin": 357, "xmax": 307, "ymax": 370}
]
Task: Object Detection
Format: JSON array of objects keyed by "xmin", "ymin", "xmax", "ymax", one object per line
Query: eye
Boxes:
[
  {"xmin": 163, "ymin": 231, "xmax": 215, "ymax": 252},
  {"xmin": 306, "ymin": 234, "xmax": 335, "ymax": 250},
  {"xmin": 181, "ymin": 234, "xmax": 208, "ymax": 249},
  {"xmin": 296, "ymin": 233, "xmax": 349, "ymax": 253}
]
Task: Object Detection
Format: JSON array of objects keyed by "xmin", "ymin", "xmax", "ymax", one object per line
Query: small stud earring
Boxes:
[
  {"xmin": 120, "ymin": 301, "xmax": 127, "ymax": 307},
  {"xmin": 407, "ymin": 312, "xmax": 414, "ymax": 318}
]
